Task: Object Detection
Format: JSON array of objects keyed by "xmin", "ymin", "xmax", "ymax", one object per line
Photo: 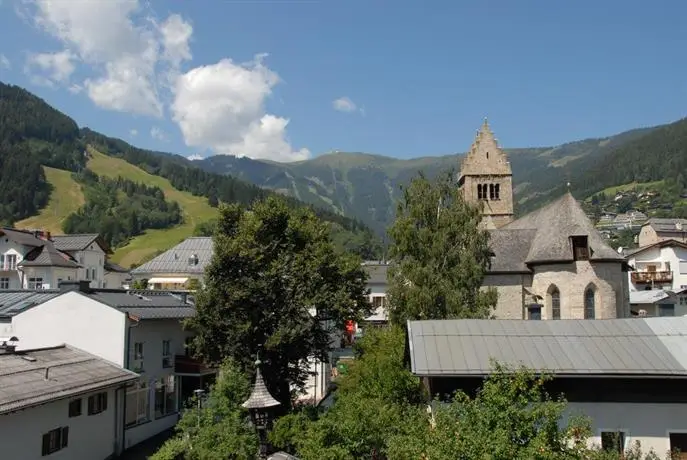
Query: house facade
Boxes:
[
  {"xmin": 130, "ymin": 237, "xmax": 212, "ymax": 290},
  {"xmin": 51, "ymin": 234, "xmax": 109, "ymax": 288},
  {"xmin": 0, "ymin": 344, "xmax": 138, "ymax": 460},
  {"xmin": 629, "ymin": 289, "xmax": 687, "ymax": 317},
  {"xmin": 623, "ymin": 239, "xmax": 687, "ymax": 293},
  {"xmin": 1, "ymin": 282, "xmax": 212, "ymax": 450},
  {"xmin": 104, "ymin": 261, "xmax": 131, "ymax": 289},
  {"xmin": 407, "ymin": 318, "xmax": 687, "ymax": 456},
  {"xmin": 638, "ymin": 218, "xmax": 687, "ymax": 247}
]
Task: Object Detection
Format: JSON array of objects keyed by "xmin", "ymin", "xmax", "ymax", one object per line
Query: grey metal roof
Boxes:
[
  {"xmin": 81, "ymin": 290, "xmax": 195, "ymax": 320},
  {"xmin": 104, "ymin": 260, "xmax": 129, "ymax": 273},
  {"xmin": 502, "ymin": 192, "xmax": 623, "ymax": 265},
  {"xmin": 0, "ymin": 291, "xmax": 62, "ymax": 318},
  {"xmin": 51, "ymin": 234, "xmax": 108, "ymax": 253},
  {"xmin": 19, "ymin": 244, "xmax": 80, "ymax": 268},
  {"xmin": 131, "ymin": 237, "xmax": 213, "ymax": 275},
  {"xmin": 0, "ymin": 344, "xmax": 138, "ymax": 415},
  {"xmin": 645, "ymin": 218, "xmax": 687, "ymax": 233},
  {"xmin": 0, "ymin": 228, "xmax": 46, "ymax": 247},
  {"xmin": 624, "ymin": 239, "xmax": 687, "ymax": 258},
  {"xmin": 407, "ymin": 317, "xmax": 687, "ymax": 377},
  {"xmin": 363, "ymin": 262, "xmax": 388, "ymax": 284}
]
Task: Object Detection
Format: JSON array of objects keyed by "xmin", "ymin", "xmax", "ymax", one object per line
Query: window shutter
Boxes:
[
  {"xmin": 42, "ymin": 433, "xmax": 50, "ymax": 455},
  {"xmin": 102, "ymin": 393, "xmax": 108, "ymax": 411},
  {"xmin": 61, "ymin": 427, "xmax": 69, "ymax": 448}
]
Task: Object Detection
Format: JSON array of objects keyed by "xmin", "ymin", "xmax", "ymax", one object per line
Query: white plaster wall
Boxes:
[
  {"xmin": 20, "ymin": 266, "xmax": 78, "ymax": 289},
  {"xmin": 628, "ymin": 246, "xmax": 687, "ymax": 291},
  {"xmin": 131, "ymin": 272, "xmax": 202, "ymax": 289},
  {"xmin": 72, "ymin": 245, "xmax": 106, "ymax": 288},
  {"xmin": 366, "ymin": 282, "xmax": 388, "ymax": 321},
  {"xmin": 104, "ymin": 270, "xmax": 130, "ymax": 289},
  {"xmin": 0, "ymin": 387, "xmax": 121, "ymax": 460},
  {"xmin": 562, "ymin": 402, "xmax": 687, "ymax": 457},
  {"xmin": 11, "ymin": 292, "xmax": 127, "ymax": 366},
  {"xmin": 0, "ymin": 238, "xmax": 27, "ymax": 289}
]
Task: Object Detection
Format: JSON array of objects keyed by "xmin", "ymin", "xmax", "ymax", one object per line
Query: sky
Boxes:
[{"xmin": 0, "ymin": 0, "xmax": 686, "ymax": 162}]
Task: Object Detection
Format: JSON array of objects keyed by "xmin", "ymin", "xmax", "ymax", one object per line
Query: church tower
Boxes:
[{"xmin": 458, "ymin": 118, "xmax": 514, "ymax": 229}]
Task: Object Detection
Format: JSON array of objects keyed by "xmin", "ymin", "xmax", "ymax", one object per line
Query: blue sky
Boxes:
[{"xmin": 1, "ymin": 0, "xmax": 685, "ymax": 162}]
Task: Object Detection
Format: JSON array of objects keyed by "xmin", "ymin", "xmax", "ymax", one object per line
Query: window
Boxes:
[
  {"xmin": 601, "ymin": 431, "xmax": 625, "ymax": 453},
  {"xmin": 477, "ymin": 184, "xmax": 484, "ymax": 200},
  {"xmin": 489, "ymin": 184, "xmax": 495, "ymax": 200},
  {"xmin": 0, "ymin": 277, "xmax": 8, "ymax": 289},
  {"xmin": 551, "ymin": 288, "xmax": 561, "ymax": 320},
  {"xmin": 670, "ymin": 433, "xmax": 687, "ymax": 459},
  {"xmin": 571, "ymin": 236, "xmax": 590, "ymax": 261},
  {"xmin": 371, "ymin": 296, "xmax": 385, "ymax": 309},
  {"xmin": 659, "ymin": 304, "xmax": 676, "ymax": 317},
  {"xmin": 125, "ymin": 380, "xmax": 149, "ymax": 427},
  {"xmin": 68, "ymin": 399, "xmax": 81, "ymax": 417},
  {"xmin": 528, "ymin": 304, "xmax": 542, "ymax": 320},
  {"xmin": 154, "ymin": 375, "xmax": 177, "ymax": 419},
  {"xmin": 132, "ymin": 342, "xmax": 144, "ymax": 371},
  {"xmin": 87, "ymin": 392, "xmax": 107, "ymax": 415},
  {"xmin": 91, "ymin": 268, "xmax": 96, "ymax": 280},
  {"xmin": 680, "ymin": 261, "xmax": 687, "ymax": 275},
  {"xmin": 584, "ymin": 288, "xmax": 595, "ymax": 319},
  {"xmin": 42, "ymin": 427, "xmax": 68, "ymax": 456},
  {"xmin": 162, "ymin": 340, "xmax": 173, "ymax": 368},
  {"xmin": 494, "ymin": 184, "xmax": 500, "ymax": 200},
  {"xmin": 28, "ymin": 277, "xmax": 44, "ymax": 289},
  {"xmin": 5, "ymin": 254, "xmax": 16, "ymax": 270}
]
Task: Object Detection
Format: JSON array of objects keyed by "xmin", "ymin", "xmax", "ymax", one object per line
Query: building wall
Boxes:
[
  {"xmin": 19, "ymin": 266, "xmax": 79, "ymax": 289},
  {"xmin": 0, "ymin": 238, "xmax": 28, "ymax": 289},
  {"xmin": 125, "ymin": 319, "xmax": 192, "ymax": 449},
  {"xmin": 529, "ymin": 261, "xmax": 628, "ymax": 319},
  {"xmin": 638, "ymin": 226, "xmax": 659, "ymax": 248},
  {"xmin": 132, "ymin": 272, "xmax": 202, "ymax": 290},
  {"xmin": 104, "ymin": 270, "xmax": 131, "ymax": 289},
  {"xmin": 483, "ymin": 273, "xmax": 529, "ymax": 319},
  {"xmin": 11, "ymin": 291, "xmax": 127, "ymax": 366},
  {"xmin": 562, "ymin": 402, "xmax": 687, "ymax": 456},
  {"xmin": 0, "ymin": 387, "xmax": 121, "ymax": 460},
  {"xmin": 461, "ymin": 174, "xmax": 514, "ymax": 229},
  {"xmin": 366, "ymin": 282, "xmax": 388, "ymax": 321},
  {"xmin": 71, "ymin": 245, "xmax": 107, "ymax": 288},
  {"xmin": 627, "ymin": 245, "xmax": 687, "ymax": 291}
]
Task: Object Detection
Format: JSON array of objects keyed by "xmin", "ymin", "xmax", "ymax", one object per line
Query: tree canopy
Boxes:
[
  {"xmin": 187, "ymin": 196, "xmax": 371, "ymax": 408},
  {"xmin": 386, "ymin": 170, "xmax": 497, "ymax": 324}
]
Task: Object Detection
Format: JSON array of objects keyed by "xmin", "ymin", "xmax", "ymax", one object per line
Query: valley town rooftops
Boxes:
[
  {"xmin": 643, "ymin": 218, "xmax": 687, "ymax": 233},
  {"xmin": 0, "ymin": 344, "xmax": 138, "ymax": 415},
  {"xmin": 407, "ymin": 317, "xmax": 687, "ymax": 378},
  {"xmin": 131, "ymin": 237, "xmax": 213, "ymax": 275}
]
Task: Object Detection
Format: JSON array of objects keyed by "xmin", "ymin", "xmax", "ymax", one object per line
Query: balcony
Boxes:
[
  {"xmin": 631, "ymin": 271, "xmax": 673, "ymax": 284},
  {"xmin": 174, "ymin": 355, "xmax": 217, "ymax": 376}
]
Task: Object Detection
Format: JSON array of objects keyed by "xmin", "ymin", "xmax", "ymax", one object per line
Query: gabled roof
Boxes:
[
  {"xmin": 131, "ymin": 237, "xmax": 213, "ymax": 274},
  {"xmin": 623, "ymin": 239, "xmax": 687, "ymax": 258},
  {"xmin": 51, "ymin": 234, "xmax": 110, "ymax": 254},
  {"xmin": 363, "ymin": 262, "xmax": 388, "ymax": 284},
  {"xmin": 487, "ymin": 228, "xmax": 536, "ymax": 273},
  {"xmin": 643, "ymin": 218, "xmax": 687, "ymax": 233},
  {"xmin": 408, "ymin": 317, "xmax": 687, "ymax": 378},
  {"xmin": 19, "ymin": 244, "xmax": 80, "ymax": 268},
  {"xmin": 0, "ymin": 291, "xmax": 62, "ymax": 319},
  {"xmin": 0, "ymin": 228, "xmax": 47, "ymax": 247},
  {"xmin": 458, "ymin": 119, "xmax": 512, "ymax": 179},
  {"xmin": 0, "ymin": 344, "xmax": 137, "ymax": 415},
  {"xmin": 104, "ymin": 260, "xmax": 130, "ymax": 273},
  {"xmin": 499, "ymin": 192, "xmax": 623, "ymax": 264}
]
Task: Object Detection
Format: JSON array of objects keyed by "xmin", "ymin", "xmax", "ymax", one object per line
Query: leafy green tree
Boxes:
[
  {"xmin": 386, "ymin": 170, "xmax": 497, "ymax": 324},
  {"xmin": 187, "ymin": 197, "xmax": 370, "ymax": 409},
  {"xmin": 151, "ymin": 358, "xmax": 258, "ymax": 460}
]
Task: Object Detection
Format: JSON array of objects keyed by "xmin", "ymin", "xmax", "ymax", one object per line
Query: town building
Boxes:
[
  {"xmin": 130, "ymin": 237, "xmax": 213, "ymax": 290},
  {"xmin": 638, "ymin": 218, "xmax": 687, "ymax": 247},
  {"xmin": 0, "ymin": 342, "xmax": 138, "ymax": 459},
  {"xmin": 458, "ymin": 118, "xmax": 515, "ymax": 230},
  {"xmin": 51, "ymin": 234, "xmax": 110, "ymax": 288},
  {"xmin": 629, "ymin": 289, "xmax": 687, "ymax": 317},
  {"xmin": 623, "ymin": 239, "xmax": 687, "ymax": 293},
  {"xmin": 0, "ymin": 282, "xmax": 213, "ymax": 450},
  {"xmin": 407, "ymin": 318, "xmax": 687, "ymax": 455},
  {"xmin": 104, "ymin": 260, "xmax": 132, "ymax": 289}
]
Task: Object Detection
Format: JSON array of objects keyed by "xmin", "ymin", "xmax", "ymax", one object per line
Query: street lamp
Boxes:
[
  {"xmin": 193, "ymin": 388, "xmax": 205, "ymax": 430},
  {"xmin": 242, "ymin": 355, "xmax": 281, "ymax": 459}
]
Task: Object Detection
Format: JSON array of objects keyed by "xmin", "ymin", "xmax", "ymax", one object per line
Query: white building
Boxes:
[
  {"xmin": 624, "ymin": 239, "xmax": 687, "ymax": 292},
  {"xmin": 0, "ymin": 343, "xmax": 138, "ymax": 460},
  {"xmin": 408, "ymin": 317, "xmax": 687, "ymax": 457},
  {"xmin": 51, "ymin": 234, "xmax": 109, "ymax": 288},
  {"xmin": 0, "ymin": 228, "xmax": 80, "ymax": 290},
  {"xmin": 0, "ymin": 282, "xmax": 214, "ymax": 450},
  {"xmin": 362, "ymin": 261, "xmax": 389, "ymax": 324},
  {"xmin": 629, "ymin": 289, "xmax": 687, "ymax": 317},
  {"xmin": 130, "ymin": 237, "xmax": 212, "ymax": 290},
  {"xmin": 104, "ymin": 261, "xmax": 132, "ymax": 289}
]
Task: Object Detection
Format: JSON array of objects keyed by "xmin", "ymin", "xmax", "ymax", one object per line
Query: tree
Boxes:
[
  {"xmin": 187, "ymin": 197, "xmax": 371, "ymax": 409},
  {"xmin": 386, "ymin": 170, "xmax": 497, "ymax": 324},
  {"xmin": 151, "ymin": 359, "xmax": 258, "ymax": 460}
]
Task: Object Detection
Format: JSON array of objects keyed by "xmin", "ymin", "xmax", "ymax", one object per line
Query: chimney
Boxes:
[{"xmin": 59, "ymin": 280, "xmax": 92, "ymax": 293}]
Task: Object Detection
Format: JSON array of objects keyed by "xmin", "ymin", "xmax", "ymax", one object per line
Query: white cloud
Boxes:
[
  {"xmin": 130, "ymin": 128, "xmax": 138, "ymax": 137},
  {"xmin": 159, "ymin": 14, "xmax": 192, "ymax": 67},
  {"xmin": 68, "ymin": 83, "xmax": 82, "ymax": 94},
  {"xmin": 0, "ymin": 54, "xmax": 10, "ymax": 70},
  {"xmin": 150, "ymin": 126, "xmax": 168, "ymax": 142},
  {"xmin": 333, "ymin": 96, "xmax": 357, "ymax": 113},
  {"xmin": 171, "ymin": 55, "xmax": 309, "ymax": 162},
  {"xmin": 187, "ymin": 154, "xmax": 203, "ymax": 161},
  {"xmin": 26, "ymin": 50, "xmax": 76, "ymax": 86}
]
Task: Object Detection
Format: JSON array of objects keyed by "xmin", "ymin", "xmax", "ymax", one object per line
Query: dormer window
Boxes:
[
  {"xmin": 188, "ymin": 254, "xmax": 199, "ymax": 266},
  {"xmin": 571, "ymin": 236, "xmax": 589, "ymax": 261}
]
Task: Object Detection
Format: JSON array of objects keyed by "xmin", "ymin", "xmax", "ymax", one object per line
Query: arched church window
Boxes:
[
  {"xmin": 550, "ymin": 287, "xmax": 561, "ymax": 319},
  {"xmin": 584, "ymin": 287, "xmax": 595, "ymax": 319},
  {"xmin": 477, "ymin": 184, "xmax": 483, "ymax": 200}
]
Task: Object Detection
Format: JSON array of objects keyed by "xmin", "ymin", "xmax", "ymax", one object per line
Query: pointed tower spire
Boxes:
[{"xmin": 242, "ymin": 353, "xmax": 281, "ymax": 410}]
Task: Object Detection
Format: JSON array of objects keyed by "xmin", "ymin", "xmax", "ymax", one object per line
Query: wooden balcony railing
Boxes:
[
  {"xmin": 174, "ymin": 355, "xmax": 217, "ymax": 376},
  {"xmin": 631, "ymin": 271, "xmax": 673, "ymax": 284}
]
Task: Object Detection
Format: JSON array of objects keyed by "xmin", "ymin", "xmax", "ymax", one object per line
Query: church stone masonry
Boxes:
[
  {"xmin": 458, "ymin": 119, "xmax": 631, "ymax": 320},
  {"xmin": 458, "ymin": 118, "xmax": 514, "ymax": 230}
]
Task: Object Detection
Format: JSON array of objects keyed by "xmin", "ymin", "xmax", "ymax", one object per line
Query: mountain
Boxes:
[
  {"xmin": 192, "ymin": 124, "xmax": 659, "ymax": 234},
  {"xmin": 0, "ymin": 82, "xmax": 381, "ymax": 266}
]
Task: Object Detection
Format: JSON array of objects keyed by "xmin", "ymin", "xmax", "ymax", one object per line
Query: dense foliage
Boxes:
[
  {"xmin": 0, "ymin": 143, "xmax": 52, "ymax": 225},
  {"xmin": 62, "ymin": 169, "xmax": 182, "ymax": 247},
  {"xmin": 386, "ymin": 170, "xmax": 497, "ymax": 324},
  {"xmin": 187, "ymin": 197, "xmax": 371, "ymax": 410}
]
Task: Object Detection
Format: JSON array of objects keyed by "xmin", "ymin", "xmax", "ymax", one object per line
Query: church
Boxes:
[{"xmin": 459, "ymin": 120, "xmax": 631, "ymax": 320}]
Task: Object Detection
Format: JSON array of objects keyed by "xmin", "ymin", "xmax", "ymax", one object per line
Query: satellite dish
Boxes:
[{"xmin": 676, "ymin": 222, "xmax": 683, "ymax": 231}]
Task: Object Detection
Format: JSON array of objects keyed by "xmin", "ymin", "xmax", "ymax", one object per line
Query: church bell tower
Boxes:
[{"xmin": 458, "ymin": 118, "xmax": 514, "ymax": 229}]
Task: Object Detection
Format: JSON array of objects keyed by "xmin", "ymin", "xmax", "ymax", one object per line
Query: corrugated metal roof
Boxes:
[
  {"xmin": 51, "ymin": 234, "xmax": 103, "ymax": 252},
  {"xmin": 407, "ymin": 318, "xmax": 687, "ymax": 377},
  {"xmin": 630, "ymin": 290, "xmax": 670, "ymax": 304},
  {"xmin": 0, "ymin": 291, "xmax": 62, "ymax": 318},
  {"xmin": 0, "ymin": 345, "xmax": 138, "ymax": 415},
  {"xmin": 19, "ymin": 244, "xmax": 80, "ymax": 268},
  {"xmin": 131, "ymin": 237, "xmax": 213, "ymax": 274}
]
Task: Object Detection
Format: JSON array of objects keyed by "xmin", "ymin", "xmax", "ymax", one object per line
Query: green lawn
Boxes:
[
  {"xmin": 86, "ymin": 147, "xmax": 218, "ymax": 268},
  {"xmin": 597, "ymin": 180, "xmax": 664, "ymax": 197},
  {"xmin": 16, "ymin": 166, "xmax": 85, "ymax": 234}
]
